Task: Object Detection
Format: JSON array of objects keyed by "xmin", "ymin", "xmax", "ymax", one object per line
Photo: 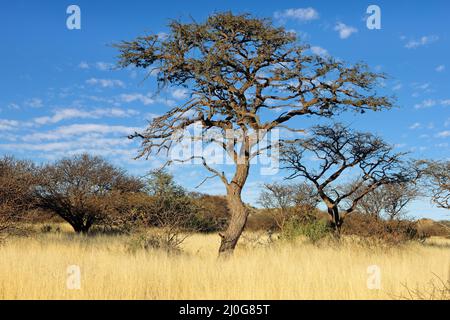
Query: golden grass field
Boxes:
[{"xmin": 0, "ymin": 224, "xmax": 449, "ymax": 300}]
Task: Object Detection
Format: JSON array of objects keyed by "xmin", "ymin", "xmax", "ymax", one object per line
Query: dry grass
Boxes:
[{"xmin": 0, "ymin": 224, "xmax": 449, "ymax": 300}]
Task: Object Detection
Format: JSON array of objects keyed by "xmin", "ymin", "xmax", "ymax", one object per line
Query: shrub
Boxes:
[
  {"xmin": 189, "ymin": 193, "xmax": 229, "ymax": 232},
  {"xmin": 281, "ymin": 217, "xmax": 331, "ymax": 244},
  {"xmin": 127, "ymin": 230, "xmax": 186, "ymax": 254},
  {"xmin": 40, "ymin": 225, "xmax": 53, "ymax": 233},
  {"xmin": 341, "ymin": 213, "xmax": 425, "ymax": 245}
]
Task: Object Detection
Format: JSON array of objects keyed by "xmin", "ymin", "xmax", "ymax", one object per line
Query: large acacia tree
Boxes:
[{"xmin": 116, "ymin": 12, "xmax": 392, "ymax": 255}]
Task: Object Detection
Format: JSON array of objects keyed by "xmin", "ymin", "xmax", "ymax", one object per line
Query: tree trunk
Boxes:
[
  {"xmin": 218, "ymin": 163, "xmax": 250, "ymax": 256},
  {"xmin": 71, "ymin": 221, "xmax": 91, "ymax": 234},
  {"xmin": 327, "ymin": 206, "xmax": 342, "ymax": 233}
]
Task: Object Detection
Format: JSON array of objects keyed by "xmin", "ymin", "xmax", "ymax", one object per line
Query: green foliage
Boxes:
[
  {"xmin": 281, "ymin": 217, "xmax": 331, "ymax": 244},
  {"xmin": 187, "ymin": 213, "xmax": 222, "ymax": 233},
  {"xmin": 145, "ymin": 169, "xmax": 185, "ymax": 198}
]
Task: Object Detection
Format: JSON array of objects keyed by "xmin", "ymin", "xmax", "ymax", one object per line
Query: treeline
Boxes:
[
  {"xmin": 0, "ymin": 154, "xmax": 229, "ymax": 239},
  {"xmin": 0, "ymin": 151, "xmax": 449, "ymax": 245}
]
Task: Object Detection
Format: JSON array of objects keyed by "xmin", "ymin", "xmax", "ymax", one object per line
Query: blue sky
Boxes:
[{"xmin": 0, "ymin": 1, "xmax": 449, "ymax": 220}]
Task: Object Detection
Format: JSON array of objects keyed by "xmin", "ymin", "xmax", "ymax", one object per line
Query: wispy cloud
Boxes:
[
  {"xmin": 436, "ymin": 131, "xmax": 450, "ymax": 138},
  {"xmin": 86, "ymin": 78, "xmax": 125, "ymax": 88},
  {"xmin": 392, "ymin": 83, "xmax": 403, "ymax": 91},
  {"xmin": 78, "ymin": 61, "xmax": 89, "ymax": 69},
  {"xmin": 415, "ymin": 99, "xmax": 450, "ymax": 109},
  {"xmin": 78, "ymin": 61, "xmax": 114, "ymax": 71},
  {"xmin": 33, "ymin": 108, "xmax": 139, "ymax": 125},
  {"xmin": 171, "ymin": 88, "xmax": 189, "ymax": 100},
  {"xmin": 95, "ymin": 62, "xmax": 113, "ymax": 71},
  {"xmin": 409, "ymin": 122, "xmax": 421, "ymax": 130},
  {"xmin": 404, "ymin": 35, "xmax": 439, "ymax": 49},
  {"xmin": 120, "ymin": 93, "xmax": 155, "ymax": 105},
  {"xmin": 310, "ymin": 46, "xmax": 329, "ymax": 57},
  {"xmin": 334, "ymin": 22, "xmax": 357, "ymax": 39},
  {"xmin": 24, "ymin": 98, "xmax": 43, "ymax": 108},
  {"xmin": 274, "ymin": 8, "xmax": 319, "ymax": 23},
  {"xmin": 120, "ymin": 93, "xmax": 176, "ymax": 107},
  {"xmin": 22, "ymin": 124, "xmax": 141, "ymax": 142},
  {"xmin": 414, "ymin": 99, "xmax": 436, "ymax": 109},
  {"xmin": 0, "ymin": 119, "xmax": 20, "ymax": 131}
]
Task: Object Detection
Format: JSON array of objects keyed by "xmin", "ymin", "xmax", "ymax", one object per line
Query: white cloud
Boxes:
[
  {"xmin": 0, "ymin": 119, "xmax": 20, "ymax": 131},
  {"xmin": 22, "ymin": 124, "xmax": 141, "ymax": 142},
  {"xmin": 310, "ymin": 46, "xmax": 329, "ymax": 56},
  {"xmin": 414, "ymin": 99, "xmax": 436, "ymax": 109},
  {"xmin": 435, "ymin": 142, "xmax": 448, "ymax": 148},
  {"xmin": 436, "ymin": 131, "xmax": 450, "ymax": 138},
  {"xmin": 274, "ymin": 8, "xmax": 319, "ymax": 22},
  {"xmin": 120, "ymin": 93, "xmax": 176, "ymax": 107},
  {"xmin": 435, "ymin": 65, "xmax": 445, "ymax": 72},
  {"xmin": 120, "ymin": 93, "xmax": 155, "ymax": 105},
  {"xmin": 334, "ymin": 22, "xmax": 358, "ymax": 39},
  {"xmin": 409, "ymin": 122, "xmax": 421, "ymax": 130},
  {"xmin": 404, "ymin": 35, "xmax": 439, "ymax": 49},
  {"xmin": 86, "ymin": 78, "xmax": 125, "ymax": 88},
  {"xmin": 171, "ymin": 88, "xmax": 188, "ymax": 100},
  {"xmin": 25, "ymin": 98, "xmax": 43, "ymax": 108},
  {"xmin": 33, "ymin": 108, "xmax": 139, "ymax": 125},
  {"xmin": 95, "ymin": 62, "xmax": 113, "ymax": 71},
  {"xmin": 1, "ymin": 139, "xmax": 136, "ymax": 156},
  {"xmin": 78, "ymin": 61, "xmax": 113, "ymax": 71},
  {"xmin": 392, "ymin": 83, "xmax": 403, "ymax": 91},
  {"xmin": 415, "ymin": 99, "xmax": 450, "ymax": 109},
  {"xmin": 415, "ymin": 83, "xmax": 431, "ymax": 91},
  {"xmin": 78, "ymin": 61, "xmax": 89, "ymax": 69}
]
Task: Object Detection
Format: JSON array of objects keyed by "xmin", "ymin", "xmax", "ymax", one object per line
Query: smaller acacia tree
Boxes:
[
  {"xmin": 35, "ymin": 154, "xmax": 143, "ymax": 234},
  {"xmin": 382, "ymin": 183, "xmax": 418, "ymax": 220},
  {"xmin": 348, "ymin": 181, "xmax": 418, "ymax": 220},
  {"xmin": 0, "ymin": 156, "xmax": 37, "ymax": 239},
  {"xmin": 350, "ymin": 186, "xmax": 386, "ymax": 219},
  {"xmin": 258, "ymin": 182, "xmax": 319, "ymax": 231},
  {"xmin": 281, "ymin": 124, "xmax": 413, "ymax": 232},
  {"xmin": 141, "ymin": 170, "xmax": 198, "ymax": 249},
  {"xmin": 417, "ymin": 160, "xmax": 450, "ymax": 210}
]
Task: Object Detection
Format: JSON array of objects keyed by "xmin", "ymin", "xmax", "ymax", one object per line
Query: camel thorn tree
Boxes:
[
  {"xmin": 280, "ymin": 124, "xmax": 415, "ymax": 232},
  {"xmin": 115, "ymin": 12, "xmax": 393, "ymax": 255}
]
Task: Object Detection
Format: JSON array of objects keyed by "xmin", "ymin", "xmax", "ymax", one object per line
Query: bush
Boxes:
[
  {"xmin": 127, "ymin": 230, "xmax": 186, "ymax": 254},
  {"xmin": 189, "ymin": 193, "xmax": 229, "ymax": 232},
  {"xmin": 40, "ymin": 225, "xmax": 53, "ymax": 233},
  {"xmin": 281, "ymin": 217, "xmax": 331, "ymax": 244},
  {"xmin": 341, "ymin": 213, "xmax": 425, "ymax": 245},
  {"xmin": 246, "ymin": 209, "xmax": 279, "ymax": 231},
  {"xmin": 416, "ymin": 219, "xmax": 450, "ymax": 238}
]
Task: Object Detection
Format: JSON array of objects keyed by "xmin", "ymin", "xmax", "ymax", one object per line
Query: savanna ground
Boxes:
[{"xmin": 0, "ymin": 223, "xmax": 449, "ymax": 300}]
